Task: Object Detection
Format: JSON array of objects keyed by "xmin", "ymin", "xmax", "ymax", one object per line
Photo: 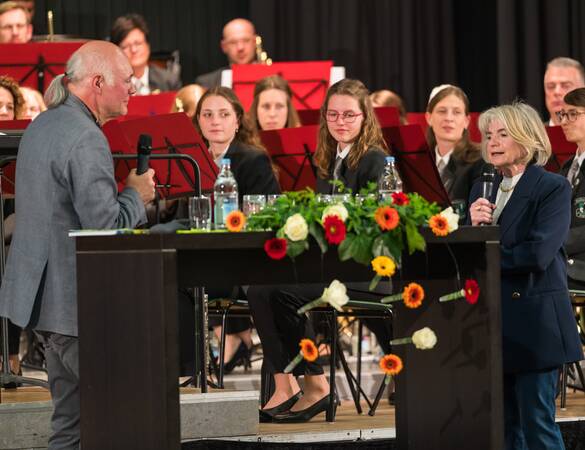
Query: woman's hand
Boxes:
[{"xmin": 470, "ymin": 198, "xmax": 495, "ymax": 226}]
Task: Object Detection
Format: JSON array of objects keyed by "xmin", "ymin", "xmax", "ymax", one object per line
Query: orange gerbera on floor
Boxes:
[
  {"xmin": 379, "ymin": 354, "xmax": 403, "ymax": 376},
  {"xmin": 300, "ymin": 338, "xmax": 318, "ymax": 361},
  {"xmin": 225, "ymin": 210, "xmax": 246, "ymax": 232},
  {"xmin": 429, "ymin": 214, "xmax": 449, "ymax": 236},
  {"xmin": 402, "ymin": 282, "xmax": 425, "ymax": 309},
  {"xmin": 374, "ymin": 206, "xmax": 400, "ymax": 231}
]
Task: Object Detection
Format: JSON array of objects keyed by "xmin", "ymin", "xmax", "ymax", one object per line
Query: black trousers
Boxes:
[
  {"xmin": 247, "ymin": 282, "xmax": 393, "ymax": 377},
  {"xmin": 0, "ymin": 319, "xmax": 21, "ymax": 355}
]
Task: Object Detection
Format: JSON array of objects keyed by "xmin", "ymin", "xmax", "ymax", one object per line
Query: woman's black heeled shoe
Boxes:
[
  {"xmin": 258, "ymin": 391, "xmax": 302, "ymax": 423},
  {"xmin": 271, "ymin": 394, "xmax": 334, "ymax": 423},
  {"xmin": 222, "ymin": 342, "xmax": 251, "ymax": 374}
]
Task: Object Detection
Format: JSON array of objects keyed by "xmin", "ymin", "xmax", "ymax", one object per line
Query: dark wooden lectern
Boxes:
[{"xmin": 76, "ymin": 226, "xmax": 502, "ymax": 450}]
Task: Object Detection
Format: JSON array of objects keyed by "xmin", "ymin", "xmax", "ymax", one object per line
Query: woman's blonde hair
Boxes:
[
  {"xmin": 314, "ymin": 79, "xmax": 388, "ymax": 179},
  {"xmin": 478, "ymin": 102, "xmax": 551, "ymax": 167}
]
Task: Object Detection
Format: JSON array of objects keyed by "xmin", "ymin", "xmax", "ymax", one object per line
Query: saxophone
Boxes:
[{"xmin": 255, "ymin": 35, "xmax": 272, "ymax": 65}]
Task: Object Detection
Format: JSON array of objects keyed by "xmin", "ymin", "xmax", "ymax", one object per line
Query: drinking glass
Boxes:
[
  {"xmin": 189, "ymin": 195, "xmax": 211, "ymax": 230},
  {"xmin": 243, "ymin": 194, "xmax": 266, "ymax": 217}
]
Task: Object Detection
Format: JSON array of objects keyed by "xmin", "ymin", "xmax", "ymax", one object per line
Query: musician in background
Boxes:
[
  {"xmin": 20, "ymin": 86, "xmax": 46, "ymax": 120},
  {"xmin": 370, "ymin": 89, "xmax": 408, "ymax": 124},
  {"xmin": 248, "ymin": 75, "xmax": 301, "ymax": 132},
  {"xmin": 544, "ymin": 57, "xmax": 585, "ymax": 126},
  {"xmin": 195, "ymin": 18, "xmax": 257, "ymax": 89},
  {"xmin": 426, "ymin": 84, "xmax": 485, "ymax": 221},
  {"xmin": 110, "ymin": 13, "xmax": 182, "ymax": 95},
  {"xmin": 0, "ymin": 1, "xmax": 32, "ymax": 43},
  {"xmin": 170, "ymin": 83, "xmax": 206, "ymax": 118}
]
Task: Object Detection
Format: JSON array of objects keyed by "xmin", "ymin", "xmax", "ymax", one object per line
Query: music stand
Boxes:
[
  {"xmin": 297, "ymin": 109, "xmax": 321, "ymax": 126},
  {"xmin": 382, "ymin": 125, "xmax": 450, "ymax": 206},
  {"xmin": 103, "ymin": 113, "xmax": 218, "ymax": 198},
  {"xmin": 232, "ymin": 61, "xmax": 333, "ymax": 111},
  {"xmin": 375, "ymin": 107, "xmax": 401, "ymax": 127},
  {"xmin": 545, "ymin": 125, "xmax": 576, "ymax": 172},
  {"xmin": 0, "ymin": 134, "xmax": 49, "ymax": 395},
  {"xmin": 0, "ymin": 42, "xmax": 85, "ymax": 92},
  {"xmin": 260, "ymin": 125, "xmax": 319, "ymax": 191},
  {"xmin": 126, "ymin": 92, "xmax": 177, "ymax": 117}
]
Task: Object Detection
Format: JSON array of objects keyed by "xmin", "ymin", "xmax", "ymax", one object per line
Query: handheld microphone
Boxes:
[
  {"xmin": 136, "ymin": 134, "xmax": 152, "ymax": 175},
  {"xmin": 481, "ymin": 164, "xmax": 496, "ymax": 200}
]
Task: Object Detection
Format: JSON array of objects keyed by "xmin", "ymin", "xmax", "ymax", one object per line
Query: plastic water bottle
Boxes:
[
  {"xmin": 213, "ymin": 158, "xmax": 238, "ymax": 228},
  {"xmin": 378, "ymin": 156, "xmax": 403, "ymax": 200}
]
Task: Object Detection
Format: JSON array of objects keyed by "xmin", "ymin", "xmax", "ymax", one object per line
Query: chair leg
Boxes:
[
  {"xmin": 217, "ymin": 309, "xmax": 228, "ymax": 389},
  {"xmin": 326, "ymin": 310, "xmax": 338, "ymax": 422},
  {"xmin": 357, "ymin": 320, "xmax": 363, "ymax": 406},
  {"xmin": 336, "ymin": 342, "xmax": 363, "ymax": 414},
  {"xmin": 368, "ymin": 375, "xmax": 389, "ymax": 416},
  {"xmin": 560, "ymin": 364, "xmax": 568, "ymax": 409}
]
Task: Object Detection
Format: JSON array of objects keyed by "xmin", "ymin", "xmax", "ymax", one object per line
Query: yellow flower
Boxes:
[{"xmin": 371, "ymin": 256, "xmax": 396, "ymax": 277}]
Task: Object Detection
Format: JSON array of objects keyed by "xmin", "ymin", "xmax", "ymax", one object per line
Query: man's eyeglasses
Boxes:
[
  {"xmin": 325, "ymin": 110, "xmax": 363, "ymax": 123},
  {"xmin": 556, "ymin": 110, "xmax": 585, "ymax": 123}
]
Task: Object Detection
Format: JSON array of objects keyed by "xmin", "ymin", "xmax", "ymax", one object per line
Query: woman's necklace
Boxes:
[{"xmin": 499, "ymin": 181, "xmax": 517, "ymax": 193}]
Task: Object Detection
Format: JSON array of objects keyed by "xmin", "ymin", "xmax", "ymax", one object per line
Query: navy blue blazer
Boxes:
[{"xmin": 469, "ymin": 164, "xmax": 584, "ymax": 372}]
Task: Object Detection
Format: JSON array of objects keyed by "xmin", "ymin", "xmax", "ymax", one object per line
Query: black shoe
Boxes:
[
  {"xmin": 2, "ymin": 369, "xmax": 22, "ymax": 389},
  {"xmin": 272, "ymin": 394, "xmax": 334, "ymax": 423},
  {"xmin": 223, "ymin": 342, "xmax": 251, "ymax": 374},
  {"xmin": 259, "ymin": 391, "xmax": 302, "ymax": 423}
]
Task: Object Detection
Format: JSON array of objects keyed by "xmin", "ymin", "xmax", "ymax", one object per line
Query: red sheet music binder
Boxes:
[
  {"xmin": 0, "ymin": 41, "xmax": 86, "ymax": 92},
  {"xmin": 405, "ymin": 112, "xmax": 482, "ymax": 143},
  {"xmin": 260, "ymin": 125, "xmax": 319, "ymax": 192},
  {"xmin": 545, "ymin": 125, "xmax": 577, "ymax": 172},
  {"xmin": 375, "ymin": 107, "xmax": 401, "ymax": 127},
  {"xmin": 126, "ymin": 92, "xmax": 177, "ymax": 117},
  {"xmin": 232, "ymin": 61, "xmax": 333, "ymax": 111},
  {"xmin": 103, "ymin": 113, "xmax": 218, "ymax": 198},
  {"xmin": 0, "ymin": 120, "xmax": 31, "ymax": 194},
  {"xmin": 382, "ymin": 125, "xmax": 450, "ymax": 206},
  {"xmin": 297, "ymin": 109, "xmax": 321, "ymax": 126}
]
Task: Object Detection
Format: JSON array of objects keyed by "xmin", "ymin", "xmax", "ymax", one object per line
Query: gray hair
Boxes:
[
  {"xmin": 478, "ymin": 102, "xmax": 551, "ymax": 167},
  {"xmin": 546, "ymin": 57, "xmax": 585, "ymax": 84},
  {"xmin": 44, "ymin": 46, "xmax": 118, "ymax": 109}
]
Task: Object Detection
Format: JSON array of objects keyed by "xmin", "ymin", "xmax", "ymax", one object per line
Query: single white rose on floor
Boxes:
[
  {"xmin": 283, "ymin": 213, "xmax": 309, "ymax": 241},
  {"xmin": 322, "ymin": 203, "xmax": 349, "ymax": 223},
  {"xmin": 321, "ymin": 279, "xmax": 349, "ymax": 311},
  {"xmin": 411, "ymin": 327, "xmax": 437, "ymax": 350},
  {"xmin": 440, "ymin": 206, "xmax": 459, "ymax": 233}
]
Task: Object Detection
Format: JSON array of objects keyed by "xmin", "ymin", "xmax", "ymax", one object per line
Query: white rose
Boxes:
[
  {"xmin": 322, "ymin": 203, "xmax": 349, "ymax": 223},
  {"xmin": 321, "ymin": 279, "xmax": 349, "ymax": 311},
  {"xmin": 411, "ymin": 327, "xmax": 437, "ymax": 350},
  {"xmin": 440, "ymin": 206, "xmax": 459, "ymax": 232},
  {"xmin": 283, "ymin": 213, "xmax": 309, "ymax": 241}
]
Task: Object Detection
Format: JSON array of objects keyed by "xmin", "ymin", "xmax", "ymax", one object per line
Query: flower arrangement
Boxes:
[
  {"xmin": 439, "ymin": 279, "xmax": 480, "ymax": 304},
  {"xmin": 381, "ymin": 282, "xmax": 425, "ymax": 308},
  {"xmin": 246, "ymin": 184, "xmax": 442, "ymax": 282},
  {"xmin": 297, "ymin": 279, "xmax": 349, "ymax": 314},
  {"xmin": 429, "ymin": 207, "xmax": 459, "ymax": 237},
  {"xmin": 391, "ymin": 327, "xmax": 438, "ymax": 350},
  {"xmin": 284, "ymin": 338, "xmax": 319, "ymax": 373}
]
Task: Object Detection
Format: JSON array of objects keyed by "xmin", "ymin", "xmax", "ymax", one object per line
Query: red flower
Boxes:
[
  {"xmin": 264, "ymin": 238, "xmax": 287, "ymax": 260},
  {"xmin": 323, "ymin": 215, "xmax": 346, "ymax": 245},
  {"xmin": 464, "ymin": 279, "xmax": 480, "ymax": 304},
  {"xmin": 391, "ymin": 192, "xmax": 409, "ymax": 206}
]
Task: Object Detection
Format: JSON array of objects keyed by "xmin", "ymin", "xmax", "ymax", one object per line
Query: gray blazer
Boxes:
[{"xmin": 0, "ymin": 94, "xmax": 146, "ymax": 337}]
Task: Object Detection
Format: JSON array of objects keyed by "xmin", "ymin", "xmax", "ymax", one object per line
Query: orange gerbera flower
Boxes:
[
  {"xmin": 403, "ymin": 283, "xmax": 425, "ymax": 309},
  {"xmin": 225, "ymin": 210, "xmax": 246, "ymax": 232},
  {"xmin": 375, "ymin": 206, "xmax": 400, "ymax": 231},
  {"xmin": 429, "ymin": 214, "xmax": 449, "ymax": 236},
  {"xmin": 379, "ymin": 354, "xmax": 403, "ymax": 376},
  {"xmin": 300, "ymin": 338, "xmax": 318, "ymax": 362}
]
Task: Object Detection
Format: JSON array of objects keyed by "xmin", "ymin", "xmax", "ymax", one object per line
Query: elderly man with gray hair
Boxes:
[
  {"xmin": 0, "ymin": 40, "xmax": 155, "ymax": 449},
  {"xmin": 544, "ymin": 57, "xmax": 585, "ymax": 126}
]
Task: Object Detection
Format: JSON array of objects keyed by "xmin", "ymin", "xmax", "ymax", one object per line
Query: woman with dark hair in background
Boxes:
[
  {"xmin": 248, "ymin": 75, "xmax": 301, "ymax": 132},
  {"xmin": 426, "ymin": 84, "xmax": 485, "ymax": 219},
  {"xmin": 247, "ymin": 79, "xmax": 393, "ymax": 424},
  {"xmin": 178, "ymin": 87, "xmax": 280, "ymax": 374}
]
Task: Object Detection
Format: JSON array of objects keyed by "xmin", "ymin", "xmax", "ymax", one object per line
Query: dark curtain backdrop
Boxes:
[{"xmin": 26, "ymin": 0, "xmax": 585, "ymax": 116}]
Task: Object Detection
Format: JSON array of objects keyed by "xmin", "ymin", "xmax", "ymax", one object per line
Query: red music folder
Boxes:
[
  {"xmin": 297, "ymin": 109, "xmax": 321, "ymax": 126},
  {"xmin": 545, "ymin": 125, "xmax": 577, "ymax": 172},
  {"xmin": 260, "ymin": 125, "xmax": 319, "ymax": 191},
  {"xmin": 126, "ymin": 92, "xmax": 177, "ymax": 117},
  {"xmin": 0, "ymin": 41, "xmax": 86, "ymax": 92},
  {"xmin": 0, "ymin": 120, "xmax": 31, "ymax": 194},
  {"xmin": 103, "ymin": 113, "xmax": 218, "ymax": 198},
  {"xmin": 232, "ymin": 61, "xmax": 333, "ymax": 111},
  {"xmin": 375, "ymin": 107, "xmax": 401, "ymax": 127},
  {"xmin": 382, "ymin": 125, "xmax": 450, "ymax": 206}
]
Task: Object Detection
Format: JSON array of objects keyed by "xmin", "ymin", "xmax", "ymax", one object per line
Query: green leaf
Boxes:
[
  {"xmin": 372, "ymin": 236, "xmax": 384, "ymax": 257},
  {"xmin": 350, "ymin": 234, "xmax": 374, "ymax": 265},
  {"xmin": 287, "ymin": 239, "xmax": 309, "ymax": 258},
  {"xmin": 309, "ymin": 222, "xmax": 328, "ymax": 254},
  {"xmin": 405, "ymin": 221, "xmax": 426, "ymax": 254},
  {"xmin": 369, "ymin": 274, "xmax": 381, "ymax": 291},
  {"xmin": 338, "ymin": 233, "xmax": 355, "ymax": 261},
  {"xmin": 382, "ymin": 233, "xmax": 402, "ymax": 261}
]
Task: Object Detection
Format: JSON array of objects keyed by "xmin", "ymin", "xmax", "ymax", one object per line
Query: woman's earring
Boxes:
[{"xmin": 235, "ymin": 127, "xmax": 239, "ymax": 133}]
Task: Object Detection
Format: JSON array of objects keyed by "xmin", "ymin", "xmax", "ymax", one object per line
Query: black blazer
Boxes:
[
  {"xmin": 469, "ymin": 164, "xmax": 583, "ymax": 372},
  {"xmin": 560, "ymin": 155, "xmax": 585, "ymax": 286},
  {"xmin": 315, "ymin": 147, "xmax": 387, "ymax": 194},
  {"xmin": 195, "ymin": 67, "xmax": 227, "ymax": 89},
  {"xmin": 225, "ymin": 141, "xmax": 281, "ymax": 201},
  {"xmin": 148, "ymin": 64, "xmax": 182, "ymax": 92}
]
